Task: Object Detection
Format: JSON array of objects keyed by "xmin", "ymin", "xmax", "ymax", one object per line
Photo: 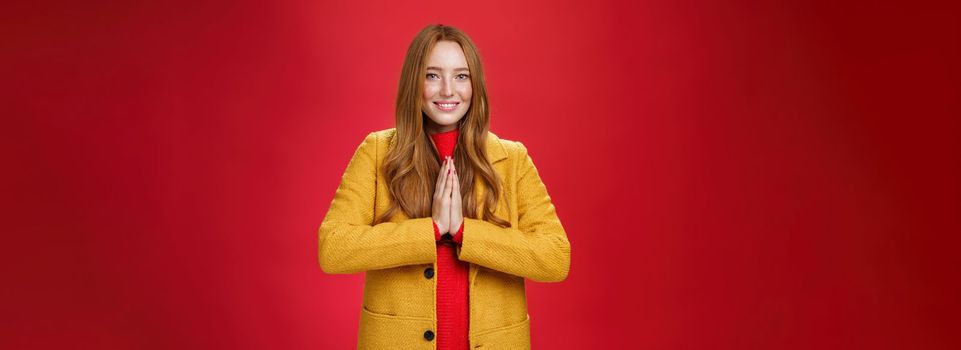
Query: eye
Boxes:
[
  {"xmin": 456, "ymin": 73, "xmax": 470, "ymax": 80},
  {"xmin": 426, "ymin": 73, "xmax": 439, "ymax": 80}
]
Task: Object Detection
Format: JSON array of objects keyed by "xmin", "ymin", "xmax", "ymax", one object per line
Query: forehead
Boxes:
[{"xmin": 426, "ymin": 41, "xmax": 468, "ymax": 69}]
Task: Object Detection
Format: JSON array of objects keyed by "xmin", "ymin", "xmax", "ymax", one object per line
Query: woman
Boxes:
[{"xmin": 318, "ymin": 24, "xmax": 570, "ymax": 349}]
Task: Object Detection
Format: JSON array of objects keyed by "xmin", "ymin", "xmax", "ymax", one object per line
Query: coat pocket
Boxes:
[
  {"xmin": 470, "ymin": 314, "xmax": 531, "ymax": 349},
  {"xmin": 358, "ymin": 306, "xmax": 435, "ymax": 350}
]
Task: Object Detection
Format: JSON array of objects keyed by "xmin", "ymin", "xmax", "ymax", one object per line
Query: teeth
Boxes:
[{"xmin": 437, "ymin": 103, "xmax": 457, "ymax": 108}]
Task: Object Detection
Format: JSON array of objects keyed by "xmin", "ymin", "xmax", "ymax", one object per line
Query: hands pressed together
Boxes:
[{"xmin": 432, "ymin": 156, "xmax": 463, "ymax": 236}]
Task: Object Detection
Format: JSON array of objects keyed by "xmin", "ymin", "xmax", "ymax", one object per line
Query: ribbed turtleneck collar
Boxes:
[{"xmin": 429, "ymin": 128, "xmax": 459, "ymax": 160}]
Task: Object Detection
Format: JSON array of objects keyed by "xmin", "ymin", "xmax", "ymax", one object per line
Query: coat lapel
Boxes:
[{"xmin": 485, "ymin": 131, "xmax": 508, "ymax": 164}]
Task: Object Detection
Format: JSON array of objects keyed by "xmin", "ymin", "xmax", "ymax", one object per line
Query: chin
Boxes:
[{"xmin": 429, "ymin": 113, "xmax": 466, "ymax": 126}]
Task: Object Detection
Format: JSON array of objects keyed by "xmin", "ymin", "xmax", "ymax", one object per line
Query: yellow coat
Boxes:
[{"xmin": 318, "ymin": 128, "xmax": 571, "ymax": 349}]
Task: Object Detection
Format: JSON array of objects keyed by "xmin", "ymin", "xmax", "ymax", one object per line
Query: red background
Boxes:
[{"xmin": 4, "ymin": 0, "xmax": 960, "ymax": 348}]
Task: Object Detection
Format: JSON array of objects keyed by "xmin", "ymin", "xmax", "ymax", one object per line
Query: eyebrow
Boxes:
[{"xmin": 426, "ymin": 66, "xmax": 470, "ymax": 72}]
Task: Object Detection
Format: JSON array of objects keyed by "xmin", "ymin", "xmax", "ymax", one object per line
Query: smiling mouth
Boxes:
[{"xmin": 434, "ymin": 102, "xmax": 459, "ymax": 111}]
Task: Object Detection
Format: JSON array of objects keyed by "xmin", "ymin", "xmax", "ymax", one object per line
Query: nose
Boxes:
[{"xmin": 440, "ymin": 78, "xmax": 454, "ymax": 97}]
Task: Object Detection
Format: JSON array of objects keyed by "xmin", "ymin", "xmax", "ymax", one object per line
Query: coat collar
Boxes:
[
  {"xmin": 485, "ymin": 131, "xmax": 508, "ymax": 163},
  {"xmin": 384, "ymin": 128, "xmax": 507, "ymax": 163}
]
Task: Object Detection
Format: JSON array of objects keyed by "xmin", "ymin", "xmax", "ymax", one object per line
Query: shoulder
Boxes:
[
  {"xmin": 487, "ymin": 131, "xmax": 529, "ymax": 163},
  {"xmin": 352, "ymin": 128, "xmax": 396, "ymax": 154},
  {"xmin": 363, "ymin": 128, "xmax": 396, "ymax": 144}
]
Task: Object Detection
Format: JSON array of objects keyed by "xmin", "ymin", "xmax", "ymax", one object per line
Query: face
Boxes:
[{"xmin": 421, "ymin": 40, "xmax": 472, "ymax": 134}]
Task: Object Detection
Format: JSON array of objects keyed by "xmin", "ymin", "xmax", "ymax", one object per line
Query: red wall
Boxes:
[{"xmin": 4, "ymin": 0, "xmax": 960, "ymax": 348}]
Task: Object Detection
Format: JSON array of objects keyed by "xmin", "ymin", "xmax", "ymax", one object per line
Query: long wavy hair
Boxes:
[{"xmin": 374, "ymin": 24, "xmax": 510, "ymax": 228}]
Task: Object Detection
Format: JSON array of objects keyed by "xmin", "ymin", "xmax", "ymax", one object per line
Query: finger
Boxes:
[
  {"xmin": 435, "ymin": 157, "xmax": 448, "ymax": 189},
  {"xmin": 451, "ymin": 169, "xmax": 460, "ymax": 200},
  {"xmin": 444, "ymin": 163, "xmax": 455, "ymax": 198},
  {"xmin": 450, "ymin": 171, "xmax": 461, "ymax": 233},
  {"xmin": 451, "ymin": 174, "xmax": 461, "ymax": 214},
  {"xmin": 435, "ymin": 157, "xmax": 450, "ymax": 199}
]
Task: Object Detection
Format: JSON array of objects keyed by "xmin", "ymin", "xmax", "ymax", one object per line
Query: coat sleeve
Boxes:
[
  {"xmin": 458, "ymin": 141, "xmax": 571, "ymax": 282},
  {"xmin": 317, "ymin": 131, "xmax": 436, "ymax": 274}
]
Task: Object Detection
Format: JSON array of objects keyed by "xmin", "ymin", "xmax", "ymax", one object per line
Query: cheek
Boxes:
[
  {"xmin": 423, "ymin": 83, "xmax": 437, "ymax": 99},
  {"xmin": 459, "ymin": 84, "xmax": 472, "ymax": 100}
]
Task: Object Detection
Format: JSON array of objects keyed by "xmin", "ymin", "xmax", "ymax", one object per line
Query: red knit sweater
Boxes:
[{"xmin": 429, "ymin": 128, "xmax": 469, "ymax": 350}]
